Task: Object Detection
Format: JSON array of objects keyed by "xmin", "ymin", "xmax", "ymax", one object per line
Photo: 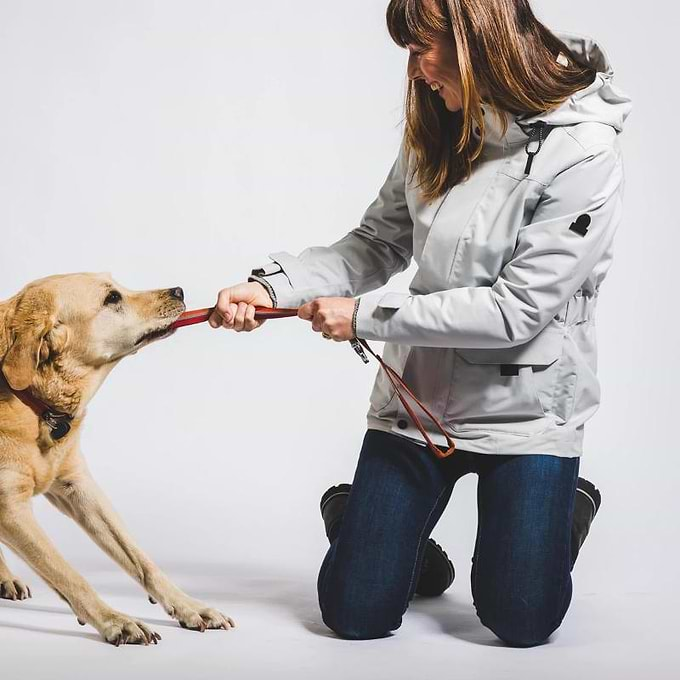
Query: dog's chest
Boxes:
[{"xmin": 32, "ymin": 444, "xmax": 73, "ymax": 494}]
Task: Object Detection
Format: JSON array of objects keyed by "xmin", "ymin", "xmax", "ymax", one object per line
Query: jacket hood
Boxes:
[{"xmin": 516, "ymin": 30, "xmax": 633, "ymax": 133}]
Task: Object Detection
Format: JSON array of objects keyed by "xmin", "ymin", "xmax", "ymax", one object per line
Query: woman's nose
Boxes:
[{"xmin": 407, "ymin": 53, "xmax": 422, "ymax": 81}]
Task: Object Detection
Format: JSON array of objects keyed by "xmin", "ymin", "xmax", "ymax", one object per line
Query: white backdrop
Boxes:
[{"xmin": 0, "ymin": 1, "xmax": 676, "ymax": 677}]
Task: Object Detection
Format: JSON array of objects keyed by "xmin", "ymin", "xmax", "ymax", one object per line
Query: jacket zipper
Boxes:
[{"xmin": 524, "ymin": 121, "xmax": 548, "ymax": 175}]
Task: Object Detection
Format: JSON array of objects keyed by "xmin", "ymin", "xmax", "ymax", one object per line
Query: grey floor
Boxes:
[{"xmin": 0, "ymin": 561, "xmax": 675, "ymax": 680}]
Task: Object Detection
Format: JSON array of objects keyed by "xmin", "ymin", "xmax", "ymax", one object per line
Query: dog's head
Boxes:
[{"xmin": 1, "ymin": 273, "xmax": 185, "ymax": 409}]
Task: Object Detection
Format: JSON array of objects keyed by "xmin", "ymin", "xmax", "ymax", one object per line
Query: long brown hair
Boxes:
[{"xmin": 386, "ymin": 0, "xmax": 597, "ymax": 202}]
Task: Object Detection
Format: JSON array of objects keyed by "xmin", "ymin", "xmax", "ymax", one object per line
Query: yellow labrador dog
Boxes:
[{"xmin": 0, "ymin": 273, "xmax": 234, "ymax": 645}]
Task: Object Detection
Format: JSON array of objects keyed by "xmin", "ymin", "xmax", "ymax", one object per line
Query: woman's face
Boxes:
[{"xmin": 407, "ymin": 37, "xmax": 463, "ymax": 112}]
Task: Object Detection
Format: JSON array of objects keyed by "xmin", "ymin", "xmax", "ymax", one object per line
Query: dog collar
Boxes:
[{"xmin": 8, "ymin": 387, "xmax": 73, "ymax": 440}]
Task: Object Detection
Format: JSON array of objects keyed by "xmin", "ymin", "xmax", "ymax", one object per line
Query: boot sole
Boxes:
[
  {"xmin": 576, "ymin": 478, "xmax": 601, "ymax": 516},
  {"xmin": 320, "ymin": 483, "xmax": 351, "ymax": 514}
]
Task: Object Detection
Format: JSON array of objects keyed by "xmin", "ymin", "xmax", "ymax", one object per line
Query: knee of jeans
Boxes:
[
  {"xmin": 475, "ymin": 599, "xmax": 561, "ymax": 648},
  {"xmin": 319, "ymin": 587, "xmax": 403, "ymax": 640}
]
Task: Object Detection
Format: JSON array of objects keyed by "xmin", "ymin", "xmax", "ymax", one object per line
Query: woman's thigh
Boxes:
[
  {"xmin": 317, "ymin": 429, "xmax": 467, "ymax": 640},
  {"xmin": 471, "ymin": 453, "xmax": 580, "ymax": 647}
]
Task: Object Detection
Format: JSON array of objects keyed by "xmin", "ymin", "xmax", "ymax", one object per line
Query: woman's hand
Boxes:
[
  {"xmin": 298, "ymin": 297, "xmax": 357, "ymax": 342},
  {"xmin": 209, "ymin": 282, "xmax": 273, "ymax": 332}
]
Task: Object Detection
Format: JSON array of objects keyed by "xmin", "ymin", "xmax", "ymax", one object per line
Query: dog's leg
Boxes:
[
  {"xmin": 0, "ymin": 544, "xmax": 31, "ymax": 600},
  {"xmin": 0, "ymin": 472, "xmax": 160, "ymax": 645},
  {"xmin": 47, "ymin": 469, "xmax": 235, "ymax": 632}
]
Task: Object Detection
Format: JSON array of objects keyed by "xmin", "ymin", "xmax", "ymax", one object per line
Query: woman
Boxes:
[{"xmin": 209, "ymin": 0, "xmax": 632, "ymax": 646}]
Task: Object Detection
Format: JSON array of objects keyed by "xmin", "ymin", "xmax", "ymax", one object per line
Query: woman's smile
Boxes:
[{"xmin": 406, "ymin": 39, "xmax": 463, "ymax": 112}]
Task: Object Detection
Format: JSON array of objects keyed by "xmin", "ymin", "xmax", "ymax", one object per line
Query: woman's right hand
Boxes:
[{"xmin": 208, "ymin": 282, "xmax": 273, "ymax": 332}]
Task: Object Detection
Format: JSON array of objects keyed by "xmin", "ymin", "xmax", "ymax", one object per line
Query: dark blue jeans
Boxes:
[{"xmin": 317, "ymin": 428, "xmax": 580, "ymax": 647}]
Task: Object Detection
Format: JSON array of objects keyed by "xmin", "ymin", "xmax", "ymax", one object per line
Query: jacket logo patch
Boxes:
[{"xmin": 569, "ymin": 214, "xmax": 591, "ymax": 236}]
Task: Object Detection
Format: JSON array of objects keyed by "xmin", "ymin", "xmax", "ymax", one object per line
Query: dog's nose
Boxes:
[{"xmin": 168, "ymin": 287, "xmax": 184, "ymax": 301}]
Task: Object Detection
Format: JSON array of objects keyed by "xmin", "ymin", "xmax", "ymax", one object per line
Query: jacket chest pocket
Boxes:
[
  {"xmin": 444, "ymin": 329, "xmax": 565, "ymax": 436},
  {"xmin": 416, "ymin": 159, "xmax": 519, "ymax": 290}
]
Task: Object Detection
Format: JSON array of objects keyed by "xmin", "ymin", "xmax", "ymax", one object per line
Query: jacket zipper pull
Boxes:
[{"xmin": 524, "ymin": 121, "xmax": 547, "ymax": 175}]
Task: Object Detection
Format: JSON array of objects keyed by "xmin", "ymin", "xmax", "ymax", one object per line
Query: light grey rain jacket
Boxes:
[{"xmin": 248, "ymin": 31, "xmax": 633, "ymax": 457}]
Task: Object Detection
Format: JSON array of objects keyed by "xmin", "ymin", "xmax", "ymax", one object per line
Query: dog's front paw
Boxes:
[
  {"xmin": 166, "ymin": 597, "xmax": 235, "ymax": 632},
  {"xmin": 95, "ymin": 610, "xmax": 162, "ymax": 647},
  {"xmin": 0, "ymin": 577, "xmax": 31, "ymax": 601}
]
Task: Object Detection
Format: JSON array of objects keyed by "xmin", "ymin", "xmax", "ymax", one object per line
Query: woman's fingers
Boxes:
[
  {"xmin": 209, "ymin": 289, "xmax": 233, "ymax": 327},
  {"xmin": 210, "ymin": 282, "xmax": 273, "ymax": 332},
  {"xmin": 297, "ymin": 301, "xmax": 314, "ymax": 321},
  {"xmin": 225, "ymin": 303, "xmax": 239, "ymax": 328},
  {"xmin": 233, "ymin": 301, "xmax": 248, "ymax": 331},
  {"xmin": 214, "ymin": 303, "xmax": 237, "ymax": 329},
  {"xmin": 298, "ymin": 297, "xmax": 357, "ymax": 341},
  {"xmin": 311, "ymin": 316, "xmax": 324, "ymax": 333},
  {"xmin": 243, "ymin": 304, "xmax": 260, "ymax": 332}
]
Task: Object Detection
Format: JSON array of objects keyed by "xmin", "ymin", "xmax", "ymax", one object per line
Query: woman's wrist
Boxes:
[{"xmin": 247, "ymin": 276, "xmax": 277, "ymax": 308}]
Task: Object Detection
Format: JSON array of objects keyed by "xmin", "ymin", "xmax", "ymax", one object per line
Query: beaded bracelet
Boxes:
[{"xmin": 352, "ymin": 298, "xmax": 361, "ymax": 338}]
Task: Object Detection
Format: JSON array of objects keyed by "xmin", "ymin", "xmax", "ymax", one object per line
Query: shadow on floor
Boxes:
[
  {"xmin": 0, "ymin": 615, "xmax": 101, "ymax": 643},
  {"xmin": 151, "ymin": 561, "xmax": 497, "ymax": 644},
  {"xmin": 409, "ymin": 594, "xmax": 500, "ymax": 646},
  {"xmin": 0, "ymin": 561, "xmax": 499, "ymax": 645}
]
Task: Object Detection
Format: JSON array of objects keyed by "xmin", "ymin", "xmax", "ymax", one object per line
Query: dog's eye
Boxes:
[{"xmin": 104, "ymin": 290, "xmax": 122, "ymax": 306}]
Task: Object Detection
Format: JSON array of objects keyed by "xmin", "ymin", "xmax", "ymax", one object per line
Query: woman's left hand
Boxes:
[{"xmin": 298, "ymin": 297, "xmax": 357, "ymax": 342}]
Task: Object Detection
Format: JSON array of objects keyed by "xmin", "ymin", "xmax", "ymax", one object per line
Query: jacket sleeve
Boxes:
[
  {"xmin": 247, "ymin": 142, "xmax": 413, "ymax": 308},
  {"xmin": 354, "ymin": 143, "xmax": 624, "ymax": 348}
]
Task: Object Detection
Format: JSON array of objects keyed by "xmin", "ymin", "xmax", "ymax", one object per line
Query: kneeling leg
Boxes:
[
  {"xmin": 471, "ymin": 454, "xmax": 579, "ymax": 647},
  {"xmin": 318, "ymin": 430, "xmax": 456, "ymax": 640}
]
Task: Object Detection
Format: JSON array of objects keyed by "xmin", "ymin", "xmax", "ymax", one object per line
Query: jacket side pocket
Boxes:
[{"xmin": 446, "ymin": 329, "xmax": 565, "ymax": 435}]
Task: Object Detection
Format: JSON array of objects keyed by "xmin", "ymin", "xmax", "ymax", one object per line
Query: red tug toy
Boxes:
[{"xmin": 171, "ymin": 306, "xmax": 299, "ymax": 329}]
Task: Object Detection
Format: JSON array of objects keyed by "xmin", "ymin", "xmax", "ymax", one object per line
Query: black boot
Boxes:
[
  {"xmin": 571, "ymin": 477, "xmax": 602, "ymax": 565},
  {"xmin": 320, "ymin": 484, "xmax": 352, "ymax": 543},
  {"xmin": 320, "ymin": 484, "xmax": 455, "ymax": 597}
]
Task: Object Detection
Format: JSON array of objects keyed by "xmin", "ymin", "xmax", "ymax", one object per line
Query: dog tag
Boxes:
[{"xmin": 51, "ymin": 420, "xmax": 71, "ymax": 440}]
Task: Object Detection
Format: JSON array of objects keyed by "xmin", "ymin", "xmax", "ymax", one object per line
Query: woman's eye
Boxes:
[{"xmin": 104, "ymin": 290, "xmax": 122, "ymax": 306}]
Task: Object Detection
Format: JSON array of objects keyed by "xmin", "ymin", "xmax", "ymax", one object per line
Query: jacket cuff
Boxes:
[
  {"xmin": 248, "ymin": 258, "xmax": 298, "ymax": 308},
  {"xmin": 354, "ymin": 291, "xmax": 411, "ymax": 340}
]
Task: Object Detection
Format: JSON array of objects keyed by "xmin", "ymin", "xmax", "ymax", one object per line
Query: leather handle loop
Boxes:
[{"xmin": 357, "ymin": 339, "xmax": 456, "ymax": 460}]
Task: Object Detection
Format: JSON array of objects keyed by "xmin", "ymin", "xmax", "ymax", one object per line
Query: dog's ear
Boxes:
[
  {"xmin": 3, "ymin": 326, "xmax": 48, "ymax": 391},
  {"xmin": 40, "ymin": 323, "xmax": 70, "ymax": 364},
  {"xmin": 2, "ymin": 291, "xmax": 56, "ymax": 391}
]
